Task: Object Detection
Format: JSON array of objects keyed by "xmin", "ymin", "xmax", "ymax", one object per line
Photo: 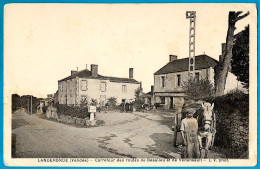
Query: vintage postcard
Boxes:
[{"xmin": 3, "ymin": 3, "xmax": 257, "ymax": 167}]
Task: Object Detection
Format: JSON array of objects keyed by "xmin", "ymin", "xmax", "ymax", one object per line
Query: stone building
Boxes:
[
  {"xmin": 153, "ymin": 52, "xmax": 246, "ymax": 109},
  {"xmin": 58, "ymin": 65, "xmax": 140, "ymax": 106}
]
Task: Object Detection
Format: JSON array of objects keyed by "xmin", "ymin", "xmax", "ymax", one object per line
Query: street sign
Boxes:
[{"xmin": 88, "ymin": 106, "xmax": 96, "ymax": 113}]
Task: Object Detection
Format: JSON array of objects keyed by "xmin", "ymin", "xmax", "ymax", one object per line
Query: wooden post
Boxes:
[{"xmin": 31, "ymin": 95, "xmax": 33, "ymax": 114}]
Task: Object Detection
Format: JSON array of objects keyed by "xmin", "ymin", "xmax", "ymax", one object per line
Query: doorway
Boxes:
[
  {"xmin": 100, "ymin": 95, "xmax": 106, "ymax": 107},
  {"xmin": 170, "ymin": 97, "xmax": 174, "ymax": 109}
]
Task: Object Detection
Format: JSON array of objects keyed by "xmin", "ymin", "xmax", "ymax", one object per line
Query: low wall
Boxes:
[{"xmin": 45, "ymin": 106, "xmax": 97, "ymax": 127}]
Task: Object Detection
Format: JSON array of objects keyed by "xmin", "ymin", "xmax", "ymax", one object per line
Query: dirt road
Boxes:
[{"xmin": 12, "ymin": 109, "xmax": 225, "ymax": 158}]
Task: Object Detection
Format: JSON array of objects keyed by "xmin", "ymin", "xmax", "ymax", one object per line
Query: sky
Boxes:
[{"xmin": 4, "ymin": 3, "xmax": 255, "ymax": 98}]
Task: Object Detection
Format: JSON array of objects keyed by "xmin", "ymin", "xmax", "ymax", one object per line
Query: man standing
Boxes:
[{"xmin": 180, "ymin": 108, "xmax": 199, "ymax": 158}]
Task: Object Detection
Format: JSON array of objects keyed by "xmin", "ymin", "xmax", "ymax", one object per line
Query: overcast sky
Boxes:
[{"xmin": 4, "ymin": 3, "xmax": 255, "ymax": 98}]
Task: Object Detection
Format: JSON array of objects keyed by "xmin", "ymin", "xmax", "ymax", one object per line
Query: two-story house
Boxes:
[
  {"xmin": 153, "ymin": 52, "xmax": 246, "ymax": 109},
  {"xmin": 58, "ymin": 64, "xmax": 140, "ymax": 106}
]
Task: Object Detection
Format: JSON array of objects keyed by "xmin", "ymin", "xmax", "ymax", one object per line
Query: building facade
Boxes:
[
  {"xmin": 58, "ymin": 65, "xmax": 140, "ymax": 106},
  {"xmin": 153, "ymin": 53, "xmax": 246, "ymax": 109}
]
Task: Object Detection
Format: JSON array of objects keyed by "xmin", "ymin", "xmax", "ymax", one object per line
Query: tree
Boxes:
[
  {"xmin": 53, "ymin": 90, "xmax": 59, "ymax": 106},
  {"xmin": 80, "ymin": 97, "xmax": 88, "ymax": 107},
  {"xmin": 182, "ymin": 78, "xmax": 214, "ymax": 100},
  {"xmin": 231, "ymin": 25, "xmax": 249, "ymax": 89},
  {"xmin": 134, "ymin": 87, "xmax": 142, "ymax": 100},
  {"xmin": 91, "ymin": 98, "xmax": 98, "ymax": 106},
  {"xmin": 214, "ymin": 11, "xmax": 249, "ymax": 96},
  {"xmin": 12, "ymin": 94, "xmax": 21, "ymax": 112}
]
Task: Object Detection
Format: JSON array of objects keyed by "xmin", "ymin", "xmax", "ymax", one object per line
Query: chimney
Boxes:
[
  {"xmin": 169, "ymin": 55, "xmax": 178, "ymax": 62},
  {"xmin": 86, "ymin": 64, "xmax": 88, "ymax": 69},
  {"xmin": 151, "ymin": 85, "xmax": 154, "ymax": 92},
  {"xmin": 71, "ymin": 70, "xmax": 77, "ymax": 76},
  {"xmin": 129, "ymin": 68, "xmax": 133, "ymax": 79},
  {"xmin": 91, "ymin": 64, "xmax": 98, "ymax": 78}
]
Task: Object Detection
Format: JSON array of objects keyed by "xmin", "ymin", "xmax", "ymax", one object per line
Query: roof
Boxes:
[
  {"xmin": 140, "ymin": 91, "xmax": 153, "ymax": 98},
  {"xmin": 154, "ymin": 55, "xmax": 218, "ymax": 75},
  {"xmin": 58, "ymin": 69, "xmax": 140, "ymax": 84}
]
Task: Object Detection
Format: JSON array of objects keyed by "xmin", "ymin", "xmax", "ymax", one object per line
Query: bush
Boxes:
[
  {"xmin": 80, "ymin": 97, "xmax": 88, "ymax": 107},
  {"xmin": 56, "ymin": 104, "xmax": 90, "ymax": 119},
  {"xmin": 182, "ymin": 78, "xmax": 214, "ymax": 100},
  {"xmin": 204, "ymin": 90, "xmax": 249, "ymax": 116},
  {"xmin": 107, "ymin": 97, "xmax": 117, "ymax": 108},
  {"xmin": 133, "ymin": 99, "xmax": 144, "ymax": 111},
  {"xmin": 91, "ymin": 98, "xmax": 98, "ymax": 106}
]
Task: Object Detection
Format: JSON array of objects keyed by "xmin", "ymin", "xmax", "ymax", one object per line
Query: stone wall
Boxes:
[{"xmin": 45, "ymin": 106, "xmax": 97, "ymax": 127}]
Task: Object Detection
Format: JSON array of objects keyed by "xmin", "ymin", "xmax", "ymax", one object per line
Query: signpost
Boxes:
[{"xmin": 88, "ymin": 106, "xmax": 96, "ymax": 121}]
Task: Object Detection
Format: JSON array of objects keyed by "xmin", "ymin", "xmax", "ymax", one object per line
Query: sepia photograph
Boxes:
[{"xmin": 3, "ymin": 3, "xmax": 257, "ymax": 167}]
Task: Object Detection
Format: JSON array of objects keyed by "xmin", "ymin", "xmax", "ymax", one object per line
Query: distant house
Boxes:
[
  {"xmin": 153, "ymin": 50, "xmax": 246, "ymax": 109},
  {"xmin": 40, "ymin": 94, "xmax": 54, "ymax": 107},
  {"xmin": 58, "ymin": 64, "xmax": 140, "ymax": 106}
]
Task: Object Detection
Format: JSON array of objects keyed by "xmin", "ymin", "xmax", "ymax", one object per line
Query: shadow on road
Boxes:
[{"xmin": 148, "ymin": 133, "xmax": 181, "ymax": 158}]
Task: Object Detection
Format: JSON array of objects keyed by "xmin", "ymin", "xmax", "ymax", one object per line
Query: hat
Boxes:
[{"xmin": 185, "ymin": 108, "xmax": 196, "ymax": 114}]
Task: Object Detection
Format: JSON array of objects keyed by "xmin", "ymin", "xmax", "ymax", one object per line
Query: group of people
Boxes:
[{"xmin": 120, "ymin": 101, "xmax": 134, "ymax": 113}]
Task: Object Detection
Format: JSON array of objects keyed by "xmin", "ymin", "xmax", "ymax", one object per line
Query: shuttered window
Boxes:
[
  {"xmin": 81, "ymin": 80, "xmax": 87, "ymax": 91},
  {"xmin": 122, "ymin": 85, "xmax": 127, "ymax": 93},
  {"xmin": 100, "ymin": 82, "xmax": 106, "ymax": 92},
  {"xmin": 161, "ymin": 76, "xmax": 165, "ymax": 88},
  {"xmin": 177, "ymin": 74, "xmax": 181, "ymax": 87}
]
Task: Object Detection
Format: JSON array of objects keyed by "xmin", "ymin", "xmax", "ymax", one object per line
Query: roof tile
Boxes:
[
  {"xmin": 58, "ymin": 69, "xmax": 140, "ymax": 84},
  {"xmin": 154, "ymin": 55, "xmax": 218, "ymax": 75}
]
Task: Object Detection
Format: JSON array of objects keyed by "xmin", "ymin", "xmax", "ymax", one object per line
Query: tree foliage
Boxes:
[
  {"xmin": 231, "ymin": 25, "xmax": 249, "ymax": 89},
  {"xmin": 182, "ymin": 78, "xmax": 214, "ymax": 100},
  {"xmin": 12, "ymin": 94, "xmax": 21, "ymax": 112},
  {"xmin": 107, "ymin": 97, "xmax": 117, "ymax": 108},
  {"xmin": 134, "ymin": 87, "xmax": 142, "ymax": 100},
  {"xmin": 91, "ymin": 98, "xmax": 98, "ymax": 106},
  {"xmin": 80, "ymin": 97, "xmax": 88, "ymax": 107}
]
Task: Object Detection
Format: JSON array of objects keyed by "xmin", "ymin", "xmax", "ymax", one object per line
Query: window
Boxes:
[
  {"xmin": 59, "ymin": 83, "xmax": 63, "ymax": 92},
  {"xmin": 100, "ymin": 82, "xmax": 106, "ymax": 92},
  {"xmin": 63, "ymin": 82, "xmax": 67, "ymax": 91},
  {"xmin": 195, "ymin": 72, "xmax": 200, "ymax": 82},
  {"xmin": 122, "ymin": 85, "xmax": 127, "ymax": 93},
  {"xmin": 81, "ymin": 80, "xmax": 87, "ymax": 91},
  {"xmin": 160, "ymin": 97, "xmax": 165, "ymax": 104},
  {"xmin": 161, "ymin": 76, "xmax": 165, "ymax": 88},
  {"xmin": 177, "ymin": 74, "xmax": 181, "ymax": 87},
  {"xmin": 68, "ymin": 81, "xmax": 72, "ymax": 96}
]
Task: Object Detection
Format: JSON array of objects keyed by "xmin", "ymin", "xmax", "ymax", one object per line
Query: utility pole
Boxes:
[
  {"xmin": 27, "ymin": 96, "xmax": 29, "ymax": 113},
  {"xmin": 31, "ymin": 95, "xmax": 33, "ymax": 114},
  {"xmin": 186, "ymin": 11, "xmax": 196, "ymax": 77}
]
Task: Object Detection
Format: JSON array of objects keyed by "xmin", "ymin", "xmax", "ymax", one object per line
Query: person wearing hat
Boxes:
[{"xmin": 180, "ymin": 108, "xmax": 199, "ymax": 158}]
